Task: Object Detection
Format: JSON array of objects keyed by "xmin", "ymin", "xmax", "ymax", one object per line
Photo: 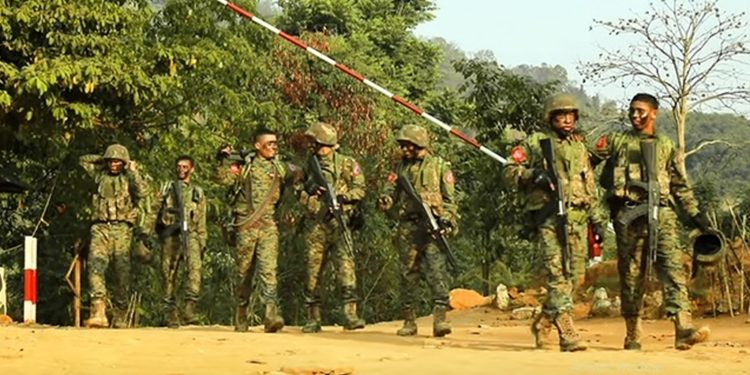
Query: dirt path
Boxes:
[{"xmin": 2, "ymin": 309, "xmax": 750, "ymax": 375}]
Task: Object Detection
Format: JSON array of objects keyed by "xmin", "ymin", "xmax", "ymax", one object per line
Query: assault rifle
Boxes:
[
  {"xmin": 172, "ymin": 180, "xmax": 190, "ymax": 257},
  {"xmin": 539, "ymin": 138, "xmax": 571, "ymax": 278},
  {"xmin": 308, "ymin": 155, "xmax": 355, "ymax": 258},
  {"xmin": 617, "ymin": 141, "xmax": 659, "ymax": 283},
  {"xmin": 397, "ymin": 173, "xmax": 458, "ymax": 272}
]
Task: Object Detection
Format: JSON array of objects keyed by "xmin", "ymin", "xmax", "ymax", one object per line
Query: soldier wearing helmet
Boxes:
[
  {"xmin": 79, "ymin": 143, "xmax": 151, "ymax": 328},
  {"xmin": 591, "ymin": 93, "xmax": 711, "ymax": 351},
  {"xmin": 298, "ymin": 121, "xmax": 367, "ymax": 333},
  {"xmin": 379, "ymin": 124, "xmax": 458, "ymax": 338},
  {"xmin": 503, "ymin": 93, "xmax": 608, "ymax": 351}
]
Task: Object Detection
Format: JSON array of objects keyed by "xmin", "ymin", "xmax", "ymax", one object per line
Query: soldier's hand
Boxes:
[
  {"xmin": 216, "ymin": 144, "xmax": 233, "ymax": 160},
  {"xmin": 592, "ymin": 223, "xmax": 606, "ymax": 244},
  {"xmin": 378, "ymin": 196, "xmax": 392, "ymax": 211},
  {"xmin": 530, "ymin": 168, "xmax": 553, "ymax": 190},
  {"xmin": 128, "ymin": 160, "xmax": 138, "ymax": 172}
]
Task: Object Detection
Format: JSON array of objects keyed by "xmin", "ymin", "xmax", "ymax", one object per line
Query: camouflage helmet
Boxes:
[
  {"xmin": 305, "ymin": 122, "xmax": 338, "ymax": 146},
  {"xmin": 396, "ymin": 124, "xmax": 430, "ymax": 148},
  {"xmin": 544, "ymin": 93, "xmax": 580, "ymax": 123},
  {"xmin": 103, "ymin": 144, "xmax": 130, "ymax": 163}
]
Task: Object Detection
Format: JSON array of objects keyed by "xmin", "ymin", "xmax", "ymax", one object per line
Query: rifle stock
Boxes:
[
  {"xmin": 396, "ymin": 173, "xmax": 458, "ymax": 272},
  {"xmin": 309, "ymin": 155, "xmax": 355, "ymax": 258},
  {"xmin": 539, "ymin": 138, "xmax": 571, "ymax": 278}
]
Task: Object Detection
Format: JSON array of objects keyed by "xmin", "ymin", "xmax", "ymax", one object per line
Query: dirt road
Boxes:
[{"xmin": 2, "ymin": 308, "xmax": 750, "ymax": 375}]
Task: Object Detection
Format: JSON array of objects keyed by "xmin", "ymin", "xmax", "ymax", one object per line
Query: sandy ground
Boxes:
[{"xmin": 2, "ymin": 308, "xmax": 750, "ymax": 375}]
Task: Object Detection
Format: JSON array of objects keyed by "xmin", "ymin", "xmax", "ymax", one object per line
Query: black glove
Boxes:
[
  {"xmin": 215, "ymin": 144, "xmax": 232, "ymax": 161},
  {"xmin": 530, "ymin": 168, "xmax": 554, "ymax": 190},
  {"xmin": 304, "ymin": 182, "xmax": 326, "ymax": 196},
  {"xmin": 336, "ymin": 194, "xmax": 348, "ymax": 204},
  {"xmin": 592, "ymin": 223, "xmax": 606, "ymax": 244},
  {"xmin": 691, "ymin": 213, "xmax": 711, "ymax": 232}
]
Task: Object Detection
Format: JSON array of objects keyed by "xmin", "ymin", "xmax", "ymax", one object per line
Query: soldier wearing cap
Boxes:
[
  {"xmin": 79, "ymin": 144, "xmax": 151, "ymax": 328},
  {"xmin": 299, "ymin": 121, "xmax": 366, "ymax": 333},
  {"xmin": 379, "ymin": 124, "xmax": 458, "ymax": 338}
]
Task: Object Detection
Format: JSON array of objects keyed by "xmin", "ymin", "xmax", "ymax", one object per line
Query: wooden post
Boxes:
[{"xmin": 74, "ymin": 255, "xmax": 81, "ymax": 327}]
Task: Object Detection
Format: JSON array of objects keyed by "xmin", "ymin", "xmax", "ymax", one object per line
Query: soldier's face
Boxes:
[
  {"xmin": 550, "ymin": 110, "xmax": 577, "ymax": 134},
  {"xmin": 255, "ymin": 134, "xmax": 278, "ymax": 159},
  {"xmin": 107, "ymin": 159, "xmax": 124, "ymax": 174},
  {"xmin": 176, "ymin": 160, "xmax": 194, "ymax": 181},
  {"xmin": 629, "ymin": 100, "xmax": 656, "ymax": 130},
  {"xmin": 312, "ymin": 141, "xmax": 333, "ymax": 157},
  {"xmin": 398, "ymin": 141, "xmax": 418, "ymax": 159}
]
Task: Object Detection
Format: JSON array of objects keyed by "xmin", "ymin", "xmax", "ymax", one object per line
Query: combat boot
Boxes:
[
  {"xmin": 263, "ymin": 303, "xmax": 285, "ymax": 333},
  {"xmin": 342, "ymin": 302, "xmax": 365, "ymax": 331},
  {"xmin": 164, "ymin": 306, "xmax": 180, "ymax": 329},
  {"xmin": 673, "ymin": 311, "xmax": 710, "ymax": 350},
  {"xmin": 530, "ymin": 313, "xmax": 552, "ymax": 349},
  {"xmin": 553, "ymin": 312, "xmax": 587, "ymax": 352},
  {"xmin": 112, "ymin": 307, "xmax": 129, "ymax": 329},
  {"xmin": 182, "ymin": 300, "xmax": 200, "ymax": 325},
  {"xmin": 396, "ymin": 307, "xmax": 417, "ymax": 336},
  {"xmin": 623, "ymin": 316, "xmax": 642, "ymax": 350},
  {"xmin": 234, "ymin": 304, "xmax": 248, "ymax": 332},
  {"xmin": 432, "ymin": 305, "xmax": 452, "ymax": 338},
  {"xmin": 85, "ymin": 298, "xmax": 109, "ymax": 328},
  {"xmin": 301, "ymin": 305, "xmax": 322, "ymax": 333}
]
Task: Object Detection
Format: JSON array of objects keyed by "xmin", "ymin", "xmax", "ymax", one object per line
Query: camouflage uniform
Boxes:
[
  {"xmin": 593, "ymin": 126, "xmax": 710, "ymax": 350},
  {"xmin": 156, "ymin": 180, "xmax": 207, "ymax": 326},
  {"xmin": 381, "ymin": 124, "xmax": 457, "ymax": 337},
  {"xmin": 300, "ymin": 122, "xmax": 366, "ymax": 332},
  {"xmin": 215, "ymin": 151, "xmax": 291, "ymax": 333},
  {"xmin": 80, "ymin": 144, "xmax": 150, "ymax": 328},
  {"xmin": 504, "ymin": 94, "xmax": 606, "ymax": 351}
]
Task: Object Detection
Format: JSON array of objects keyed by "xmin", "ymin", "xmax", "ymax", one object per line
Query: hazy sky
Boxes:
[{"xmin": 415, "ymin": 0, "xmax": 750, "ymax": 104}]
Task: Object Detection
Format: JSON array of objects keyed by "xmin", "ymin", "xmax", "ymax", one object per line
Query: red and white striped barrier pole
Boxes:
[
  {"xmin": 216, "ymin": 0, "xmax": 508, "ymax": 164},
  {"xmin": 24, "ymin": 236, "xmax": 37, "ymax": 323}
]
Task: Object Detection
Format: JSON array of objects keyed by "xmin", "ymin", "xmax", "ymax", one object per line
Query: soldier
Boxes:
[
  {"xmin": 215, "ymin": 128, "xmax": 296, "ymax": 333},
  {"xmin": 592, "ymin": 93, "xmax": 711, "ymax": 350},
  {"xmin": 503, "ymin": 93, "xmax": 607, "ymax": 351},
  {"xmin": 299, "ymin": 122, "xmax": 366, "ymax": 333},
  {"xmin": 378, "ymin": 124, "xmax": 458, "ymax": 338},
  {"xmin": 79, "ymin": 144, "xmax": 151, "ymax": 328},
  {"xmin": 155, "ymin": 155, "xmax": 207, "ymax": 328}
]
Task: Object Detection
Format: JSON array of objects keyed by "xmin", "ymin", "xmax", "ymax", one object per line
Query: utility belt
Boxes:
[{"xmin": 610, "ymin": 197, "xmax": 670, "ymax": 228}]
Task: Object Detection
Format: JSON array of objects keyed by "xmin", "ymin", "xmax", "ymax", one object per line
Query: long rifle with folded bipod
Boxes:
[
  {"xmin": 308, "ymin": 155, "xmax": 355, "ymax": 258},
  {"xmin": 396, "ymin": 173, "xmax": 458, "ymax": 272},
  {"xmin": 617, "ymin": 141, "xmax": 659, "ymax": 285},
  {"xmin": 173, "ymin": 181, "xmax": 190, "ymax": 258},
  {"xmin": 539, "ymin": 138, "xmax": 571, "ymax": 279}
]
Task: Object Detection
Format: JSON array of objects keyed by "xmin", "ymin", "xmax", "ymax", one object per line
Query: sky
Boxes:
[{"xmin": 414, "ymin": 0, "xmax": 750, "ymax": 106}]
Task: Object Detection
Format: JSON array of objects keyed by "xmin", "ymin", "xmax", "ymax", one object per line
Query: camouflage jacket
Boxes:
[
  {"xmin": 591, "ymin": 129, "xmax": 700, "ymax": 216},
  {"xmin": 156, "ymin": 180, "xmax": 207, "ymax": 247},
  {"xmin": 215, "ymin": 152, "xmax": 293, "ymax": 224},
  {"xmin": 299, "ymin": 151, "xmax": 365, "ymax": 217},
  {"xmin": 503, "ymin": 131, "xmax": 608, "ymax": 226},
  {"xmin": 384, "ymin": 153, "xmax": 458, "ymax": 225},
  {"xmin": 79, "ymin": 154, "xmax": 151, "ymax": 225}
]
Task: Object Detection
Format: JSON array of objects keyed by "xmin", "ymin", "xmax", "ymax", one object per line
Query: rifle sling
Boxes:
[{"xmin": 234, "ymin": 167, "xmax": 280, "ymax": 230}]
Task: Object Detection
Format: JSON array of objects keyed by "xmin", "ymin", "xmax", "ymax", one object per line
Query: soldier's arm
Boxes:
[
  {"xmin": 196, "ymin": 190, "xmax": 208, "ymax": 247},
  {"xmin": 668, "ymin": 148, "xmax": 701, "ymax": 217},
  {"xmin": 79, "ymin": 154, "xmax": 103, "ymax": 178},
  {"xmin": 440, "ymin": 161, "xmax": 458, "ymax": 224},
  {"xmin": 214, "ymin": 158, "xmax": 242, "ymax": 186},
  {"xmin": 590, "ymin": 133, "xmax": 614, "ymax": 167},
  {"xmin": 502, "ymin": 140, "xmax": 536, "ymax": 189},
  {"xmin": 343, "ymin": 158, "xmax": 366, "ymax": 202}
]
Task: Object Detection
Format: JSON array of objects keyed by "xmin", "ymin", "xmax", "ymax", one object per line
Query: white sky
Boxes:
[{"xmin": 415, "ymin": 0, "xmax": 750, "ymax": 106}]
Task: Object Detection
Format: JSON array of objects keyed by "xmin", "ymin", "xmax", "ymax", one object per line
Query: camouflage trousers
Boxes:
[
  {"xmin": 88, "ymin": 222, "xmax": 133, "ymax": 310},
  {"xmin": 236, "ymin": 220, "xmax": 280, "ymax": 306},
  {"xmin": 161, "ymin": 234, "xmax": 202, "ymax": 306},
  {"xmin": 537, "ymin": 207, "xmax": 589, "ymax": 319},
  {"xmin": 397, "ymin": 221, "xmax": 450, "ymax": 307},
  {"xmin": 304, "ymin": 219, "xmax": 358, "ymax": 305},
  {"xmin": 614, "ymin": 206, "xmax": 690, "ymax": 318}
]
